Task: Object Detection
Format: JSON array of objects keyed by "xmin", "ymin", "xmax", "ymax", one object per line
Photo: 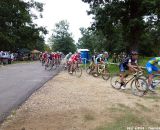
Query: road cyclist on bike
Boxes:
[
  {"xmin": 146, "ymin": 57, "xmax": 160, "ymax": 92},
  {"xmin": 64, "ymin": 52, "xmax": 72, "ymax": 69},
  {"xmin": 89, "ymin": 52, "xmax": 98, "ymax": 71},
  {"xmin": 119, "ymin": 51, "xmax": 141, "ymax": 90},
  {"xmin": 68, "ymin": 52, "xmax": 81, "ymax": 74},
  {"xmin": 94, "ymin": 51, "xmax": 109, "ymax": 75}
]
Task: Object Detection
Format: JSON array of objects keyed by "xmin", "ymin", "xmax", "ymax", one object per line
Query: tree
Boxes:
[
  {"xmin": 0, "ymin": 0, "xmax": 47, "ymax": 51},
  {"xmin": 82, "ymin": 0, "xmax": 160, "ymax": 55},
  {"xmin": 44, "ymin": 44, "xmax": 51, "ymax": 52},
  {"xmin": 77, "ymin": 27, "xmax": 107, "ymax": 54},
  {"xmin": 49, "ymin": 20, "xmax": 76, "ymax": 55}
]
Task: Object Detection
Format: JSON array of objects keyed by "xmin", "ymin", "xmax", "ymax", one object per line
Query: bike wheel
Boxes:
[
  {"xmin": 45, "ymin": 62, "xmax": 52, "ymax": 71},
  {"xmin": 42, "ymin": 60, "xmax": 45, "ymax": 66},
  {"xmin": 52, "ymin": 63, "xmax": 57, "ymax": 70},
  {"xmin": 131, "ymin": 77, "xmax": 148, "ymax": 97},
  {"xmin": 68, "ymin": 65, "xmax": 73, "ymax": 75},
  {"xmin": 75, "ymin": 67, "xmax": 82, "ymax": 77},
  {"xmin": 86, "ymin": 67, "xmax": 91, "ymax": 74},
  {"xmin": 51, "ymin": 65, "xmax": 57, "ymax": 70},
  {"xmin": 110, "ymin": 74, "xmax": 122, "ymax": 89},
  {"xmin": 86, "ymin": 66, "xmax": 94, "ymax": 75},
  {"xmin": 101, "ymin": 68, "xmax": 110, "ymax": 80}
]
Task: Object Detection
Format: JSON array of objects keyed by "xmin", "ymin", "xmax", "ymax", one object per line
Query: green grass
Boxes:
[
  {"xmin": 96, "ymin": 104, "xmax": 159, "ymax": 130},
  {"xmin": 108, "ymin": 63, "xmax": 119, "ymax": 74},
  {"xmin": 97, "ymin": 112, "xmax": 158, "ymax": 130},
  {"xmin": 139, "ymin": 57, "xmax": 152, "ymax": 66}
]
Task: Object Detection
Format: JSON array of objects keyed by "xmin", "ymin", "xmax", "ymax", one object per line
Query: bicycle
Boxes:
[
  {"xmin": 110, "ymin": 71, "xmax": 148, "ymax": 96},
  {"xmin": 141, "ymin": 74, "xmax": 160, "ymax": 95},
  {"xmin": 92, "ymin": 63, "xmax": 110, "ymax": 80},
  {"xmin": 41, "ymin": 59, "xmax": 45, "ymax": 66},
  {"xmin": 68, "ymin": 63, "xmax": 82, "ymax": 78},
  {"xmin": 45, "ymin": 58, "xmax": 57, "ymax": 71},
  {"xmin": 86, "ymin": 62, "xmax": 95, "ymax": 75}
]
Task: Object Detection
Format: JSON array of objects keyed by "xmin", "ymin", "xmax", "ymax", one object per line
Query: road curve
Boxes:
[{"xmin": 0, "ymin": 62, "xmax": 61, "ymax": 123}]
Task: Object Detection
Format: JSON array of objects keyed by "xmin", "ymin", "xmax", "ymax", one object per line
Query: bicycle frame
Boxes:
[
  {"xmin": 97, "ymin": 64, "xmax": 106, "ymax": 74},
  {"xmin": 71, "ymin": 63, "xmax": 80, "ymax": 72},
  {"xmin": 122, "ymin": 72, "xmax": 142, "ymax": 86}
]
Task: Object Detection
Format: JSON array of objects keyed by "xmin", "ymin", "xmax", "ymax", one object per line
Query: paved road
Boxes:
[{"xmin": 0, "ymin": 62, "xmax": 61, "ymax": 123}]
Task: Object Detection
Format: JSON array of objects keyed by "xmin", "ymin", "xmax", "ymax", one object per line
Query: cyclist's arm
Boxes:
[{"xmin": 128, "ymin": 60, "xmax": 138, "ymax": 71}]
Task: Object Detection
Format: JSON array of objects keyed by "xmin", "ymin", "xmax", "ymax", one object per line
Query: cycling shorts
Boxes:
[{"xmin": 119, "ymin": 63, "xmax": 128, "ymax": 72}]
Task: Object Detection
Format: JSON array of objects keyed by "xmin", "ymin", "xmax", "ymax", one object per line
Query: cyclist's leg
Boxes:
[
  {"xmin": 146, "ymin": 63, "xmax": 156, "ymax": 91},
  {"xmin": 69, "ymin": 61, "xmax": 74, "ymax": 73},
  {"xmin": 119, "ymin": 63, "xmax": 125, "ymax": 85},
  {"xmin": 95, "ymin": 58, "xmax": 99, "ymax": 72}
]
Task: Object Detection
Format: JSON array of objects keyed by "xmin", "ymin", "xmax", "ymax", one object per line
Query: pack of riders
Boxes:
[
  {"xmin": 40, "ymin": 51, "xmax": 62, "ymax": 65},
  {"xmin": 41, "ymin": 50, "xmax": 160, "ymax": 92}
]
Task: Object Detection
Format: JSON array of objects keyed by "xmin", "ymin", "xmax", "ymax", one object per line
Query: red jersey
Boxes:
[
  {"xmin": 71, "ymin": 54, "xmax": 80, "ymax": 62},
  {"xmin": 52, "ymin": 54, "xmax": 55, "ymax": 59},
  {"xmin": 54, "ymin": 53, "xmax": 58, "ymax": 59},
  {"xmin": 42, "ymin": 53, "xmax": 47, "ymax": 59}
]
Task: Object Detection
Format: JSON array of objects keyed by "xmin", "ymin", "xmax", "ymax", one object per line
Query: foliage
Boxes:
[
  {"xmin": 81, "ymin": 0, "xmax": 160, "ymax": 56},
  {"xmin": 77, "ymin": 27, "xmax": 124, "ymax": 54},
  {"xmin": 49, "ymin": 20, "xmax": 76, "ymax": 54},
  {"xmin": 44, "ymin": 44, "xmax": 51, "ymax": 52},
  {"xmin": 0, "ymin": 0, "xmax": 47, "ymax": 52}
]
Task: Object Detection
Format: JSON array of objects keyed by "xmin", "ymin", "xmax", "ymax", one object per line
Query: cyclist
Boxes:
[
  {"xmin": 92, "ymin": 51, "xmax": 109, "ymax": 76},
  {"xmin": 46, "ymin": 52, "xmax": 52, "ymax": 65},
  {"xmin": 39, "ymin": 52, "xmax": 42, "ymax": 61},
  {"xmin": 57, "ymin": 52, "xmax": 61, "ymax": 65},
  {"xmin": 42, "ymin": 51, "xmax": 47, "ymax": 61},
  {"xmin": 64, "ymin": 52, "xmax": 72, "ymax": 68},
  {"xmin": 95, "ymin": 51, "xmax": 109, "ymax": 70},
  {"xmin": 146, "ymin": 57, "xmax": 160, "ymax": 91},
  {"xmin": 69, "ymin": 52, "xmax": 81, "ymax": 74},
  {"xmin": 119, "ymin": 51, "xmax": 140, "ymax": 89},
  {"xmin": 89, "ymin": 52, "xmax": 98, "ymax": 71},
  {"xmin": 54, "ymin": 52, "xmax": 58, "ymax": 65}
]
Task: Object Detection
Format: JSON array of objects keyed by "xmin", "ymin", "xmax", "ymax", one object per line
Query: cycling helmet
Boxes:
[
  {"xmin": 131, "ymin": 51, "xmax": 138, "ymax": 55},
  {"xmin": 104, "ymin": 51, "xmax": 108, "ymax": 54}
]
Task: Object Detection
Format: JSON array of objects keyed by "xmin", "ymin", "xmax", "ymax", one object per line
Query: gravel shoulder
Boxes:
[{"xmin": 1, "ymin": 71, "xmax": 160, "ymax": 130}]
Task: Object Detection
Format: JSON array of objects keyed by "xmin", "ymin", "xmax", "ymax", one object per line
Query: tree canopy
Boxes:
[
  {"xmin": 49, "ymin": 20, "xmax": 76, "ymax": 55},
  {"xmin": 81, "ymin": 0, "xmax": 160, "ymax": 56},
  {"xmin": 0, "ymin": 0, "xmax": 47, "ymax": 52}
]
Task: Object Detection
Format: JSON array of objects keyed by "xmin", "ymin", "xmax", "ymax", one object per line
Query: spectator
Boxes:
[{"xmin": 0, "ymin": 51, "xmax": 2, "ymax": 65}]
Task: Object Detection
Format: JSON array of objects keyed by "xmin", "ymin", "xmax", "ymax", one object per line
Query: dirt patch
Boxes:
[{"xmin": 0, "ymin": 71, "xmax": 160, "ymax": 130}]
